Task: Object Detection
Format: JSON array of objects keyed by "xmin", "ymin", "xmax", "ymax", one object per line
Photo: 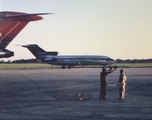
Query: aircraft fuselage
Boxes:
[
  {"xmin": 42, "ymin": 55, "xmax": 115, "ymax": 66},
  {"xmin": 22, "ymin": 44, "xmax": 115, "ymax": 69}
]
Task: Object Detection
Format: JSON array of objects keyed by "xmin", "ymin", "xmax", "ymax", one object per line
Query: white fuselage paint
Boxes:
[{"xmin": 42, "ymin": 55, "xmax": 115, "ymax": 66}]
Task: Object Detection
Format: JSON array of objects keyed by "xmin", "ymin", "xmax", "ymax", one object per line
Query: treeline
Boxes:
[
  {"xmin": 12, "ymin": 59, "xmax": 38, "ymax": 63},
  {"xmin": 0, "ymin": 58, "xmax": 152, "ymax": 64},
  {"xmin": 116, "ymin": 59, "xmax": 152, "ymax": 63},
  {"xmin": 0, "ymin": 59, "xmax": 37, "ymax": 63}
]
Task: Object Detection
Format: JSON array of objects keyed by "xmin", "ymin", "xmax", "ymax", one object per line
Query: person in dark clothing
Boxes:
[
  {"xmin": 100, "ymin": 66, "xmax": 117, "ymax": 100},
  {"xmin": 118, "ymin": 69, "xmax": 127, "ymax": 100}
]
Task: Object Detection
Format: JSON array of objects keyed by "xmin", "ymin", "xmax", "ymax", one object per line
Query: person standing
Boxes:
[
  {"xmin": 118, "ymin": 69, "xmax": 127, "ymax": 100},
  {"xmin": 100, "ymin": 66, "xmax": 117, "ymax": 100}
]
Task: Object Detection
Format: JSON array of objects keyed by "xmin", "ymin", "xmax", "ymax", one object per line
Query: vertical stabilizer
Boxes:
[
  {"xmin": 22, "ymin": 44, "xmax": 58, "ymax": 59},
  {"xmin": 22, "ymin": 44, "xmax": 46, "ymax": 59},
  {"xmin": 0, "ymin": 11, "xmax": 52, "ymax": 49}
]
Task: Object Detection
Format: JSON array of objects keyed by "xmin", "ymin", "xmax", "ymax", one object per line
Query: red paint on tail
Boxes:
[
  {"xmin": 0, "ymin": 11, "xmax": 43, "ymax": 49},
  {"xmin": 0, "ymin": 11, "xmax": 51, "ymax": 58}
]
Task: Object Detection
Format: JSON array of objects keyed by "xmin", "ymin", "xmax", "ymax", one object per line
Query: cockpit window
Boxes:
[{"xmin": 106, "ymin": 58, "xmax": 114, "ymax": 61}]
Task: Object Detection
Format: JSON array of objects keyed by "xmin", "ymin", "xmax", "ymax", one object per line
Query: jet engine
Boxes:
[{"xmin": 0, "ymin": 49, "xmax": 14, "ymax": 58}]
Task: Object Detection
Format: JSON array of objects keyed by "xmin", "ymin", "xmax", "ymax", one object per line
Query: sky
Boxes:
[{"xmin": 0, "ymin": 0, "xmax": 152, "ymax": 61}]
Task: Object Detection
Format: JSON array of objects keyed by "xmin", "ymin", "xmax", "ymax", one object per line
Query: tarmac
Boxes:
[{"xmin": 0, "ymin": 68, "xmax": 152, "ymax": 120}]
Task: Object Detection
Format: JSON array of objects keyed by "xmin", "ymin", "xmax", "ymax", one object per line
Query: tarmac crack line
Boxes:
[{"xmin": 21, "ymin": 74, "xmax": 62, "ymax": 102}]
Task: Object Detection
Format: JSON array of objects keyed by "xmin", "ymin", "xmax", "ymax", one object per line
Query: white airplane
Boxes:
[
  {"xmin": 0, "ymin": 11, "xmax": 52, "ymax": 58},
  {"xmin": 22, "ymin": 44, "xmax": 115, "ymax": 69}
]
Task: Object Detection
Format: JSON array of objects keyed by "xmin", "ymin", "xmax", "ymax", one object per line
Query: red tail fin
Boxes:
[{"xmin": 0, "ymin": 11, "xmax": 50, "ymax": 49}]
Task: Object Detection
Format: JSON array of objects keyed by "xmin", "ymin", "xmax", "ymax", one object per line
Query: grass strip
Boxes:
[{"xmin": 0, "ymin": 63, "xmax": 152, "ymax": 69}]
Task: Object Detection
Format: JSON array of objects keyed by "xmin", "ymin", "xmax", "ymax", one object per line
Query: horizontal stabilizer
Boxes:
[
  {"xmin": 0, "ymin": 11, "xmax": 53, "ymax": 21},
  {"xmin": 4, "ymin": 13, "xmax": 53, "ymax": 18}
]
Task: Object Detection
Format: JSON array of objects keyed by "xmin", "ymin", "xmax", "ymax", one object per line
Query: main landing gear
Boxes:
[
  {"xmin": 61, "ymin": 65, "xmax": 73, "ymax": 69},
  {"xmin": 61, "ymin": 65, "xmax": 65, "ymax": 69}
]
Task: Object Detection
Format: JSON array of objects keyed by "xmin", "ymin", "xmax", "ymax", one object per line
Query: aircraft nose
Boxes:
[
  {"xmin": 111, "ymin": 58, "xmax": 116, "ymax": 62},
  {"xmin": 108, "ymin": 58, "xmax": 115, "ymax": 61},
  {"xmin": 108, "ymin": 58, "xmax": 116, "ymax": 63}
]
